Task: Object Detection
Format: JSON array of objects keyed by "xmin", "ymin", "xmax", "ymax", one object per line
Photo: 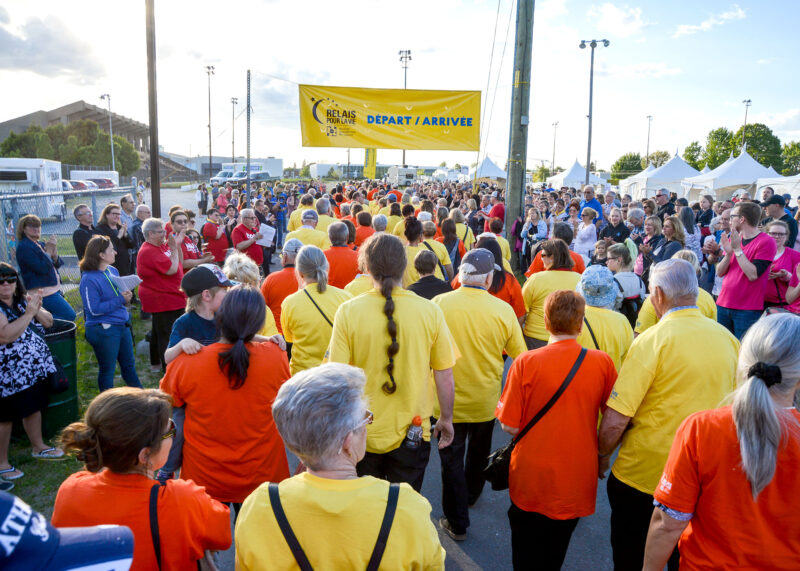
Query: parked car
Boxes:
[
  {"xmin": 69, "ymin": 180, "xmax": 87, "ymax": 190},
  {"xmin": 87, "ymin": 178, "xmax": 115, "ymax": 189},
  {"xmin": 61, "ymin": 180, "xmax": 74, "ymax": 191},
  {"xmin": 81, "ymin": 180, "xmax": 99, "ymax": 190}
]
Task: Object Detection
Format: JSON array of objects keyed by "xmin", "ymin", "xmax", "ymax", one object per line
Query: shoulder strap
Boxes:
[
  {"xmin": 583, "ymin": 317, "xmax": 599, "ymax": 349},
  {"xmin": 269, "ymin": 483, "xmax": 314, "ymax": 571},
  {"xmin": 302, "ymin": 288, "xmax": 333, "ymax": 327},
  {"xmin": 149, "ymin": 483, "xmax": 162, "ymax": 570},
  {"xmin": 422, "ymin": 241, "xmax": 447, "ymax": 277},
  {"xmin": 366, "ymin": 483, "xmax": 400, "ymax": 571},
  {"xmin": 612, "ymin": 276, "xmax": 623, "ymax": 294},
  {"xmin": 513, "ymin": 348, "xmax": 587, "ymax": 444},
  {"xmin": 463, "ymin": 224, "xmax": 469, "ymax": 243}
]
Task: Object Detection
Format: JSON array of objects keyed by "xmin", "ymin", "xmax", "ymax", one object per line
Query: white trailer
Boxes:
[
  {"xmin": 387, "ymin": 166, "xmax": 416, "ymax": 187},
  {"xmin": 0, "ymin": 158, "xmax": 66, "ymax": 221}
]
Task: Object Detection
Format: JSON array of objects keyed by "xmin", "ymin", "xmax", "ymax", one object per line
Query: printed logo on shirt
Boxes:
[
  {"xmin": 658, "ymin": 474, "xmax": 673, "ymax": 493},
  {"xmin": 163, "ymin": 248, "xmax": 172, "ymax": 258}
]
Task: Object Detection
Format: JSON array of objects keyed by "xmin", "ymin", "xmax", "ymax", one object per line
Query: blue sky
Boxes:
[{"xmin": 0, "ymin": 0, "xmax": 796, "ymax": 172}]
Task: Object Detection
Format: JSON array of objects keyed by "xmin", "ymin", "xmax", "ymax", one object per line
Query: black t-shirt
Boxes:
[
  {"xmin": 600, "ymin": 222, "xmax": 630, "ymax": 243},
  {"xmin": 408, "ymin": 275, "xmax": 453, "ymax": 301}
]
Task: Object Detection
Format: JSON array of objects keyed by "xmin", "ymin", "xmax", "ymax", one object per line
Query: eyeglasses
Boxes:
[
  {"xmin": 768, "ymin": 232, "xmax": 788, "ymax": 237},
  {"xmin": 541, "ymin": 252, "xmax": 551, "ymax": 258},
  {"xmin": 0, "ymin": 276, "xmax": 17, "ymax": 285},
  {"xmin": 354, "ymin": 409, "xmax": 374, "ymax": 431},
  {"xmin": 242, "ymin": 215, "xmax": 256, "ymax": 220},
  {"xmin": 109, "ymin": 212, "xmax": 121, "ymax": 216},
  {"xmin": 606, "ymin": 256, "xmax": 620, "ymax": 262},
  {"xmin": 160, "ymin": 418, "xmax": 176, "ymax": 441},
  {"xmin": 730, "ymin": 214, "xmax": 742, "ymax": 219}
]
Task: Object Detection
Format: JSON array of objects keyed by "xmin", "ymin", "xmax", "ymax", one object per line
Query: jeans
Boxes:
[
  {"xmin": 508, "ymin": 502, "xmax": 579, "ymax": 570},
  {"xmin": 716, "ymin": 305, "xmax": 761, "ymax": 340},
  {"xmin": 85, "ymin": 323, "xmax": 141, "ymax": 392},
  {"xmin": 157, "ymin": 406, "xmax": 185, "ymax": 481},
  {"xmin": 276, "ymin": 219, "xmax": 285, "ymax": 248},
  {"xmin": 150, "ymin": 309, "xmax": 184, "ymax": 370},
  {"xmin": 357, "ymin": 440, "xmax": 431, "ymax": 492},
  {"xmin": 43, "ymin": 291, "xmax": 76, "ymax": 322}
]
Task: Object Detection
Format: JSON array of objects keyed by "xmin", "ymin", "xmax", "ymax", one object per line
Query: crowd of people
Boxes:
[{"xmin": 1, "ymin": 176, "xmax": 798, "ymax": 570}]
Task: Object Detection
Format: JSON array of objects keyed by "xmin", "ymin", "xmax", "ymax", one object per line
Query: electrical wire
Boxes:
[
  {"xmin": 476, "ymin": 0, "xmax": 504, "ymax": 172},
  {"xmin": 482, "ymin": 0, "xmax": 515, "ymax": 166}
]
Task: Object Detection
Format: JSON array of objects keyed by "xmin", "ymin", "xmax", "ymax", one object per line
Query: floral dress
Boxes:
[{"xmin": 0, "ymin": 301, "xmax": 56, "ymax": 398}]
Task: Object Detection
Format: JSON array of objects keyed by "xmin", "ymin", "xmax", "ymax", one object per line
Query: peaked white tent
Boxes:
[
  {"xmin": 469, "ymin": 156, "xmax": 506, "ymax": 180},
  {"xmin": 681, "ymin": 149, "xmax": 774, "ymax": 201},
  {"xmin": 618, "ymin": 164, "xmax": 655, "ymax": 197},
  {"xmin": 700, "ymin": 165, "xmax": 711, "ymax": 174},
  {"xmin": 755, "ymin": 174, "xmax": 800, "ymax": 200},
  {"xmin": 765, "ymin": 165, "xmax": 780, "ymax": 176},
  {"xmin": 546, "ymin": 159, "xmax": 604, "ymax": 189},
  {"xmin": 630, "ymin": 153, "xmax": 700, "ymax": 200}
]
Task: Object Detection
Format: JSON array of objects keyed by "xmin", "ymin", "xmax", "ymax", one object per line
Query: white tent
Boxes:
[
  {"xmin": 618, "ymin": 164, "xmax": 655, "ymax": 197},
  {"xmin": 755, "ymin": 174, "xmax": 800, "ymax": 200},
  {"xmin": 765, "ymin": 165, "xmax": 780, "ymax": 176},
  {"xmin": 546, "ymin": 159, "xmax": 604, "ymax": 189},
  {"xmin": 469, "ymin": 156, "xmax": 506, "ymax": 180},
  {"xmin": 630, "ymin": 153, "xmax": 700, "ymax": 200},
  {"xmin": 700, "ymin": 165, "xmax": 711, "ymax": 174},
  {"xmin": 681, "ymin": 149, "xmax": 774, "ymax": 201}
]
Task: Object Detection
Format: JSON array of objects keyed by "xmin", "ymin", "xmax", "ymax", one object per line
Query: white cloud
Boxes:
[
  {"xmin": 598, "ymin": 62, "xmax": 681, "ymax": 79},
  {"xmin": 673, "ymin": 4, "xmax": 745, "ymax": 38},
  {"xmin": 587, "ymin": 3, "xmax": 651, "ymax": 39},
  {"xmin": 756, "ymin": 58, "xmax": 774, "ymax": 65}
]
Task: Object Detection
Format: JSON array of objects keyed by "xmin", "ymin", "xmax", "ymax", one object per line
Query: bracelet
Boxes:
[{"xmin": 734, "ymin": 250, "xmax": 744, "ymax": 257}]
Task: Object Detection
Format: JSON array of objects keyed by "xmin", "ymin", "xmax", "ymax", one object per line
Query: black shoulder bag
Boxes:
[
  {"xmin": 422, "ymin": 241, "xmax": 447, "ymax": 278},
  {"xmin": 269, "ymin": 482, "xmax": 400, "ymax": 571},
  {"xmin": 149, "ymin": 483, "xmax": 163, "ymax": 569},
  {"xmin": 303, "ymin": 289, "xmax": 333, "ymax": 327},
  {"xmin": 583, "ymin": 317, "xmax": 599, "ymax": 349},
  {"xmin": 484, "ymin": 348, "xmax": 587, "ymax": 491}
]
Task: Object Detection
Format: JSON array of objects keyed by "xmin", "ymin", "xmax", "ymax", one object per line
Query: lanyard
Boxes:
[
  {"xmin": 462, "ymin": 285, "xmax": 485, "ymax": 291},
  {"xmin": 662, "ymin": 305, "xmax": 697, "ymax": 318},
  {"xmin": 102, "ymin": 269, "xmax": 120, "ymax": 297}
]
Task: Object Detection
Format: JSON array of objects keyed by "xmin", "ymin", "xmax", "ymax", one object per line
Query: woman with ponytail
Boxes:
[
  {"xmin": 645, "ymin": 313, "xmax": 800, "ymax": 570},
  {"xmin": 328, "ymin": 233, "xmax": 457, "ymax": 492},
  {"xmin": 160, "ymin": 286, "xmax": 291, "ymax": 509},
  {"xmin": 281, "ymin": 245, "xmax": 352, "ymax": 375},
  {"xmin": 52, "ymin": 387, "xmax": 231, "ymax": 570}
]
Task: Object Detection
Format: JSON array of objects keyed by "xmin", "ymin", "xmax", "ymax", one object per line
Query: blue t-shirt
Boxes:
[
  {"xmin": 167, "ymin": 311, "xmax": 218, "ymax": 348},
  {"xmin": 579, "ymin": 198, "xmax": 603, "ymax": 223}
]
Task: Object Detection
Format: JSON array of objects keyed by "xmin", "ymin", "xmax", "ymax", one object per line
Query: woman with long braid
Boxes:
[{"xmin": 329, "ymin": 233, "xmax": 457, "ymax": 491}]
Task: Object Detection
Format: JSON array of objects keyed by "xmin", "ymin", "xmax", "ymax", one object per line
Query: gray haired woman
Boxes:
[
  {"xmin": 279, "ymin": 245, "xmax": 352, "ymax": 375},
  {"xmin": 235, "ymin": 363, "xmax": 445, "ymax": 569},
  {"xmin": 644, "ymin": 313, "xmax": 800, "ymax": 570}
]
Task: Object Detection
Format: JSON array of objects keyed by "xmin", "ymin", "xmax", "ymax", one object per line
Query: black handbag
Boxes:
[
  {"xmin": 46, "ymin": 357, "xmax": 69, "ymax": 394},
  {"xmin": 484, "ymin": 348, "xmax": 587, "ymax": 491}
]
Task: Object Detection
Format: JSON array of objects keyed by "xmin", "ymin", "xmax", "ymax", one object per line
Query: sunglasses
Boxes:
[
  {"xmin": 160, "ymin": 418, "xmax": 176, "ymax": 441},
  {"xmin": 0, "ymin": 276, "xmax": 17, "ymax": 285}
]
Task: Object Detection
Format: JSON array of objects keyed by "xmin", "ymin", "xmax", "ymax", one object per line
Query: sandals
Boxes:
[
  {"xmin": 31, "ymin": 447, "xmax": 65, "ymax": 460},
  {"xmin": 0, "ymin": 466, "xmax": 24, "ymax": 480}
]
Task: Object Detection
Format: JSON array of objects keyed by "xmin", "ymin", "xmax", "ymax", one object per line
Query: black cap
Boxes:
[
  {"xmin": 181, "ymin": 264, "xmax": 235, "ymax": 297},
  {"xmin": 762, "ymin": 195, "xmax": 785, "ymax": 207}
]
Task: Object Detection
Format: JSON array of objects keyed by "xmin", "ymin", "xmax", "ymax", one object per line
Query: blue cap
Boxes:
[{"xmin": 576, "ymin": 265, "xmax": 618, "ymax": 308}]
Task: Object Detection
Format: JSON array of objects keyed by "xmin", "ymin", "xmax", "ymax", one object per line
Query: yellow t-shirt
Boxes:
[
  {"xmin": 316, "ymin": 214, "xmax": 337, "ymax": 234},
  {"xmin": 392, "ymin": 217, "xmax": 409, "ymax": 238},
  {"xmin": 386, "ymin": 216, "xmax": 403, "ymax": 236},
  {"xmin": 635, "ymin": 288, "xmax": 717, "ymax": 335},
  {"xmin": 235, "ymin": 473, "xmax": 445, "ymax": 571},
  {"xmin": 495, "ymin": 235, "xmax": 511, "ymax": 261},
  {"xmin": 576, "ymin": 305, "xmax": 633, "ymax": 371},
  {"xmin": 402, "ymin": 244, "xmax": 444, "ymax": 287},
  {"xmin": 258, "ymin": 308, "xmax": 279, "ymax": 337},
  {"xmin": 522, "ymin": 270, "xmax": 582, "ymax": 340},
  {"xmin": 329, "ymin": 287, "xmax": 458, "ymax": 453},
  {"xmin": 433, "ymin": 287, "xmax": 526, "ymax": 422},
  {"xmin": 285, "ymin": 227, "xmax": 332, "ymax": 250},
  {"xmin": 287, "ymin": 205, "xmax": 313, "ymax": 232},
  {"xmin": 423, "ymin": 239, "xmax": 452, "ymax": 276},
  {"xmin": 344, "ymin": 274, "xmax": 373, "ymax": 297},
  {"xmin": 280, "ymin": 284, "xmax": 352, "ymax": 375},
  {"xmin": 607, "ymin": 307, "xmax": 739, "ymax": 494},
  {"xmin": 378, "ymin": 206, "xmax": 391, "ymax": 218},
  {"xmin": 454, "ymin": 223, "xmax": 475, "ymax": 250},
  {"xmin": 368, "ymin": 201, "xmax": 381, "ymax": 215}
]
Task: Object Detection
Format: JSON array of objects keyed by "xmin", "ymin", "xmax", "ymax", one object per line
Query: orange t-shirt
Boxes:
[
  {"xmin": 354, "ymin": 225, "xmax": 375, "ymax": 247},
  {"xmin": 160, "ymin": 342, "xmax": 291, "ymax": 503},
  {"xmin": 451, "ymin": 271, "xmax": 525, "ymax": 318},
  {"xmin": 495, "ymin": 339, "xmax": 617, "ymax": 518},
  {"xmin": 525, "ymin": 250, "xmax": 585, "ymax": 277},
  {"xmin": 261, "ymin": 266, "xmax": 299, "ymax": 334},
  {"xmin": 52, "ymin": 471, "xmax": 231, "ymax": 571},
  {"xmin": 324, "ymin": 246, "xmax": 360, "ymax": 289},
  {"xmin": 654, "ymin": 406, "xmax": 800, "ymax": 570}
]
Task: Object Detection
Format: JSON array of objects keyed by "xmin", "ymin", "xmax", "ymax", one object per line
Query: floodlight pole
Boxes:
[
  {"xmin": 145, "ymin": 0, "xmax": 161, "ymax": 216},
  {"xmin": 551, "ymin": 121, "xmax": 558, "ymax": 175},
  {"xmin": 742, "ymin": 99, "xmax": 752, "ymax": 150},
  {"xmin": 645, "ymin": 115, "xmax": 652, "ymax": 166},
  {"xmin": 100, "ymin": 94, "xmax": 115, "ymax": 172},
  {"xmin": 206, "ymin": 65, "xmax": 215, "ymax": 181},
  {"xmin": 231, "ymin": 97, "xmax": 238, "ymax": 163},
  {"xmin": 580, "ymin": 39, "xmax": 609, "ymax": 186},
  {"xmin": 399, "ymin": 49, "xmax": 411, "ymax": 167}
]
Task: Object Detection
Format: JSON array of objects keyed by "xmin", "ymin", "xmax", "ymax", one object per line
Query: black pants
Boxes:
[
  {"xmin": 438, "ymin": 420, "xmax": 494, "ymax": 533},
  {"xmin": 508, "ymin": 502, "xmax": 579, "ymax": 570},
  {"xmin": 357, "ymin": 440, "xmax": 431, "ymax": 492},
  {"xmin": 524, "ymin": 335, "xmax": 547, "ymax": 351},
  {"xmin": 607, "ymin": 472, "xmax": 679, "ymax": 571},
  {"xmin": 150, "ymin": 309, "xmax": 184, "ymax": 370},
  {"xmin": 261, "ymin": 246, "xmax": 271, "ymax": 277}
]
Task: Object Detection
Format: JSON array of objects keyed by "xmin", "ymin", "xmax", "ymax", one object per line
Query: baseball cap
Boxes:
[
  {"xmin": 576, "ymin": 265, "xmax": 618, "ymax": 309},
  {"xmin": 301, "ymin": 209, "xmax": 319, "ymax": 222},
  {"xmin": 491, "ymin": 191, "xmax": 500, "ymax": 198},
  {"xmin": 0, "ymin": 492, "xmax": 134, "ymax": 571},
  {"xmin": 762, "ymin": 195, "xmax": 785, "ymax": 207},
  {"xmin": 181, "ymin": 264, "xmax": 235, "ymax": 297},
  {"xmin": 282, "ymin": 238, "xmax": 304, "ymax": 256},
  {"xmin": 387, "ymin": 194, "xmax": 398, "ymax": 202},
  {"xmin": 460, "ymin": 248, "xmax": 495, "ymax": 275}
]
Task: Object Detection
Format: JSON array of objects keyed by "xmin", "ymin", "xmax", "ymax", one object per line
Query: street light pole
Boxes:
[
  {"xmin": 551, "ymin": 121, "xmax": 558, "ymax": 175},
  {"xmin": 579, "ymin": 39, "xmax": 609, "ymax": 186},
  {"xmin": 231, "ymin": 97, "xmax": 238, "ymax": 163},
  {"xmin": 399, "ymin": 49, "xmax": 411, "ymax": 167},
  {"xmin": 99, "ymin": 94, "xmax": 115, "ymax": 172},
  {"xmin": 742, "ymin": 99, "xmax": 752, "ymax": 150},
  {"xmin": 206, "ymin": 65, "xmax": 215, "ymax": 181},
  {"xmin": 645, "ymin": 115, "xmax": 652, "ymax": 166}
]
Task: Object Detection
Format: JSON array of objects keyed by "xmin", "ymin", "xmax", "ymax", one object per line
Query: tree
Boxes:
[
  {"xmin": 65, "ymin": 119, "xmax": 99, "ymax": 147},
  {"xmin": 532, "ymin": 165, "xmax": 550, "ymax": 182},
  {"xmin": 45, "ymin": 124, "xmax": 67, "ymax": 151},
  {"xmin": 732, "ymin": 123, "xmax": 783, "ymax": 171},
  {"xmin": 683, "ymin": 141, "xmax": 703, "ymax": 170},
  {"xmin": 58, "ymin": 136, "xmax": 81, "ymax": 165},
  {"xmin": 34, "ymin": 132, "xmax": 56, "ymax": 160},
  {"xmin": 439, "ymin": 161, "xmax": 447, "ymax": 167},
  {"xmin": 113, "ymin": 135, "xmax": 140, "ymax": 176},
  {"xmin": 454, "ymin": 163, "xmax": 461, "ymax": 170},
  {"xmin": 0, "ymin": 130, "xmax": 36, "ymax": 158},
  {"xmin": 610, "ymin": 152, "xmax": 642, "ymax": 180},
  {"xmin": 299, "ymin": 163, "xmax": 311, "ymax": 178},
  {"xmin": 782, "ymin": 141, "xmax": 800, "ymax": 176},
  {"xmin": 641, "ymin": 150, "xmax": 670, "ymax": 169},
  {"xmin": 701, "ymin": 127, "xmax": 734, "ymax": 170}
]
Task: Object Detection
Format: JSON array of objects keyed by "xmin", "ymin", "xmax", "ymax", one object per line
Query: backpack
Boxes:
[
  {"xmin": 613, "ymin": 276, "xmax": 645, "ymax": 329},
  {"xmin": 445, "ymin": 238, "xmax": 462, "ymax": 273}
]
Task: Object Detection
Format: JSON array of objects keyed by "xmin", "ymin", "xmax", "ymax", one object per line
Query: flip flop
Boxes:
[
  {"xmin": 0, "ymin": 466, "xmax": 24, "ymax": 480},
  {"xmin": 31, "ymin": 447, "xmax": 65, "ymax": 460}
]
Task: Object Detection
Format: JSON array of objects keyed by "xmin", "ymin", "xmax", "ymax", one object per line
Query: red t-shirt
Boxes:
[
  {"xmin": 52, "ymin": 471, "xmax": 231, "ymax": 571},
  {"xmin": 324, "ymin": 246, "xmax": 360, "ymax": 289},
  {"xmin": 160, "ymin": 342, "xmax": 291, "ymax": 503},
  {"xmin": 260, "ymin": 266, "xmax": 300, "ymax": 334},
  {"xmin": 388, "ymin": 189, "xmax": 403, "ymax": 202},
  {"xmin": 180, "ymin": 236, "xmax": 201, "ymax": 261},
  {"xmin": 525, "ymin": 250, "xmax": 586, "ymax": 277},
  {"xmin": 484, "ymin": 203, "xmax": 506, "ymax": 231},
  {"xmin": 202, "ymin": 221, "xmax": 229, "ymax": 262},
  {"xmin": 654, "ymin": 406, "xmax": 800, "ymax": 570},
  {"xmin": 136, "ymin": 242, "xmax": 186, "ymax": 313},
  {"xmin": 231, "ymin": 223, "xmax": 263, "ymax": 265},
  {"xmin": 496, "ymin": 339, "xmax": 616, "ymax": 518},
  {"xmin": 717, "ymin": 232, "xmax": 777, "ymax": 311},
  {"xmin": 355, "ymin": 225, "xmax": 375, "ymax": 247}
]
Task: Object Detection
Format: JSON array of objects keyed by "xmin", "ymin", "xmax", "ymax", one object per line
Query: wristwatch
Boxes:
[{"xmin": 734, "ymin": 250, "xmax": 745, "ymax": 257}]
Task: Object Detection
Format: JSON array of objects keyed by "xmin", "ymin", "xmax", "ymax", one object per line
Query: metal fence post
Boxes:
[
  {"xmin": 91, "ymin": 193, "xmax": 98, "ymax": 221},
  {"xmin": 0, "ymin": 199, "xmax": 8, "ymax": 264}
]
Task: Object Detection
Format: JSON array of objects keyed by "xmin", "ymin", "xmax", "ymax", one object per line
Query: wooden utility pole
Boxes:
[
  {"xmin": 505, "ymin": 0, "xmax": 534, "ymax": 271},
  {"xmin": 145, "ymin": 0, "xmax": 161, "ymax": 216}
]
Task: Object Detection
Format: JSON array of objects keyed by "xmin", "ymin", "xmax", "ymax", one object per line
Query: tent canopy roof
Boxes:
[
  {"xmin": 682, "ymin": 149, "xmax": 774, "ymax": 192},
  {"xmin": 469, "ymin": 156, "xmax": 506, "ymax": 179}
]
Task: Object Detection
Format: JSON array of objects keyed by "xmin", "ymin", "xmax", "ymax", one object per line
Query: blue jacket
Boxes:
[
  {"xmin": 579, "ymin": 198, "xmax": 603, "ymax": 223},
  {"xmin": 16, "ymin": 237, "xmax": 62, "ymax": 290},
  {"xmin": 79, "ymin": 267, "xmax": 130, "ymax": 326}
]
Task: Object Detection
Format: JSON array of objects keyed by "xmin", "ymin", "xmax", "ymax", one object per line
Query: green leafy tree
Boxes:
[
  {"xmin": 782, "ymin": 141, "xmax": 800, "ymax": 176},
  {"xmin": 683, "ymin": 141, "xmax": 703, "ymax": 170},
  {"xmin": 33, "ymin": 132, "xmax": 56, "ymax": 160},
  {"xmin": 45, "ymin": 124, "xmax": 67, "ymax": 152},
  {"xmin": 701, "ymin": 127, "xmax": 734, "ymax": 170},
  {"xmin": 532, "ymin": 164, "xmax": 550, "ymax": 182},
  {"xmin": 113, "ymin": 135, "xmax": 140, "ymax": 176},
  {"xmin": 0, "ymin": 131, "xmax": 32, "ymax": 157},
  {"xmin": 454, "ymin": 163, "xmax": 461, "ymax": 170},
  {"xmin": 58, "ymin": 136, "xmax": 81, "ymax": 164},
  {"xmin": 65, "ymin": 119, "xmax": 100, "ymax": 147},
  {"xmin": 732, "ymin": 123, "xmax": 782, "ymax": 171},
  {"xmin": 299, "ymin": 162, "xmax": 311, "ymax": 178},
  {"xmin": 642, "ymin": 150, "xmax": 670, "ymax": 169},
  {"xmin": 439, "ymin": 161, "xmax": 447, "ymax": 167},
  {"xmin": 611, "ymin": 152, "xmax": 643, "ymax": 180}
]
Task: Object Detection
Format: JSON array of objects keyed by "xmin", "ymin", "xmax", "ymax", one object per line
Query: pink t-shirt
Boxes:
[
  {"xmin": 717, "ymin": 232, "xmax": 777, "ymax": 311},
  {"xmin": 765, "ymin": 248, "xmax": 800, "ymax": 305}
]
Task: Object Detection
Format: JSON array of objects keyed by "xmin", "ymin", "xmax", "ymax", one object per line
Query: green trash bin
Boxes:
[{"xmin": 42, "ymin": 319, "xmax": 80, "ymax": 438}]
